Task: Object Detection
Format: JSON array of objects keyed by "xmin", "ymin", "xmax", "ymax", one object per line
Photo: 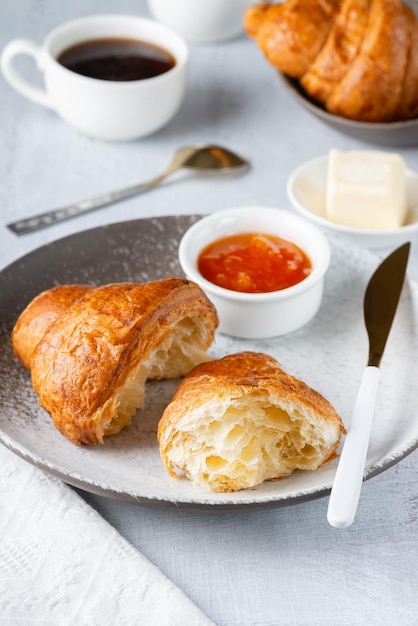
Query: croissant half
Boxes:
[
  {"xmin": 158, "ymin": 351, "xmax": 345, "ymax": 492},
  {"xmin": 12, "ymin": 284, "xmax": 93, "ymax": 369},
  {"xmin": 12, "ymin": 278, "xmax": 218, "ymax": 445},
  {"xmin": 245, "ymin": 0, "xmax": 418, "ymax": 122}
]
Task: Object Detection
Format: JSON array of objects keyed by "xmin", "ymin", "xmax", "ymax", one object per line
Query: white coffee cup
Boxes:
[
  {"xmin": 147, "ymin": 0, "xmax": 253, "ymax": 43},
  {"xmin": 1, "ymin": 14, "xmax": 189, "ymax": 141}
]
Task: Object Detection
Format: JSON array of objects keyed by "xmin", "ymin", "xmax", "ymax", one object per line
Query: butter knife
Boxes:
[{"xmin": 327, "ymin": 242, "xmax": 410, "ymax": 529}]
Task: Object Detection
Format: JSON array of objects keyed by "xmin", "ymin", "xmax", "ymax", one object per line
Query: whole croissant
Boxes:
[
  {"xmin": 12, "ymin": 278, "xmax": 218, "ymax": 445},
  {"xmin": 245, "ymin": 0, "xmax": 418, "ymax": 122}
]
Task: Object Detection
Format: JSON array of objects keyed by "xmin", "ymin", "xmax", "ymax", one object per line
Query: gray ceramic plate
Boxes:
[
  {"xmin": 1, "ymin": 215, "xmax": 418, "ymax": 510},
  {"xmin": 279, "ymin": 73, "xmax": 418, "ymax": 147}
]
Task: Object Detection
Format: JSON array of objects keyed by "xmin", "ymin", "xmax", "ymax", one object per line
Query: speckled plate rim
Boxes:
[{"xmin": 1, "ymin": 215, "xmax": 418, "ymax": 511}]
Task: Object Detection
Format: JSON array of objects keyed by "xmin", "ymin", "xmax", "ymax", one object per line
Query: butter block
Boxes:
[{"xmin": 326, "ymin": 149, "xmax": 407, "ymax": 230}]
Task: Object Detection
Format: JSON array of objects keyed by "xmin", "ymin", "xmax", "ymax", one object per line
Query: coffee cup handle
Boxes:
[{"xmin": 1, "ymin": 39, "xmax": 54, "ymax": 109}]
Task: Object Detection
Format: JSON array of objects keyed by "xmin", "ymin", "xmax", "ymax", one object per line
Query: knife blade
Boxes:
[{"xmin": 327, "ymin": 242, "xmax": 410, "ymax": 529}]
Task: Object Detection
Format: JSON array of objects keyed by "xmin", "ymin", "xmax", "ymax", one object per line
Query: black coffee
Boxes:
[{"xmin": 57, "ymin": 37, "xmax": 176, "ymax": 81}]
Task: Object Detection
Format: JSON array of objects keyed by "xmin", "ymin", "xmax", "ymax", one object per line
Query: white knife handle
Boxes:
[{"xmin": 327, "ymin": 365, "xmax": 380, "ymax": 529}]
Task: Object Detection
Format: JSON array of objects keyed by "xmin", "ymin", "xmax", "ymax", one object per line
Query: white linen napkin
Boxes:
[{"xmin": 0, "ymin": 444, "xmax": 215, "ymax": 626}]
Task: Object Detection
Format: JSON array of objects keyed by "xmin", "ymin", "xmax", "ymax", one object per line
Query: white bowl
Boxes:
[
  {"xmin": 147, "ymin": 0, "xmax": 252, "ymax": 43},
  {"xmin": 178, "ymin": 206, "xmax": 331, "ymax": 339},
  {"xmin": 287, "ymin": 154, "xmax": 418, "ymax": 249}
]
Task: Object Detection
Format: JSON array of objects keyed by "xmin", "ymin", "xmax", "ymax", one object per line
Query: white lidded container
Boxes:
[{"xmin": 178, "ymin": 206, "xmax": 331, "ymax": 339}]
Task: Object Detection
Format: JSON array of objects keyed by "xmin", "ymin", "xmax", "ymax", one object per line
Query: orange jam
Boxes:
[{"xmin": 198, "ymin": 233, "xmax": 312, "ymax": 293}]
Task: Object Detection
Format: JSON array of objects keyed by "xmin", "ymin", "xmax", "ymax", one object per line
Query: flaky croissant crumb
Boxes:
[{"xmin": 158, "ymin": 352, "xmax": 345, "ymax": 492}]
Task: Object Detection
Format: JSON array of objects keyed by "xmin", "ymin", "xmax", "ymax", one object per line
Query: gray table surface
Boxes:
[{"xmin": 1, "ymin": 1, "xmax": 418, "ymax": 625}]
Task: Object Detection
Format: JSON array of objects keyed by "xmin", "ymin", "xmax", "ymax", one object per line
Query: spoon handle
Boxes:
[
  {"xmin": 327, "ymin": 365, "xmax": 380, "ymax": 529},
  {"xmin": 7, "ymin": 170, "xmax": 171, "ymax": 235}
]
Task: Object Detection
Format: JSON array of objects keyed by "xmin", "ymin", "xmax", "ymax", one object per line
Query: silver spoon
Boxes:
[{"xmin": 7, "ymin": 143, "xmax": 249, "ymax": 235}]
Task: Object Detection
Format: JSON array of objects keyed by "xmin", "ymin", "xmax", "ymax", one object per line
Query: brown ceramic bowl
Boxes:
[{"xmin": 279, "ymin": 73, "xmax": 418, "ymax": 148}]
